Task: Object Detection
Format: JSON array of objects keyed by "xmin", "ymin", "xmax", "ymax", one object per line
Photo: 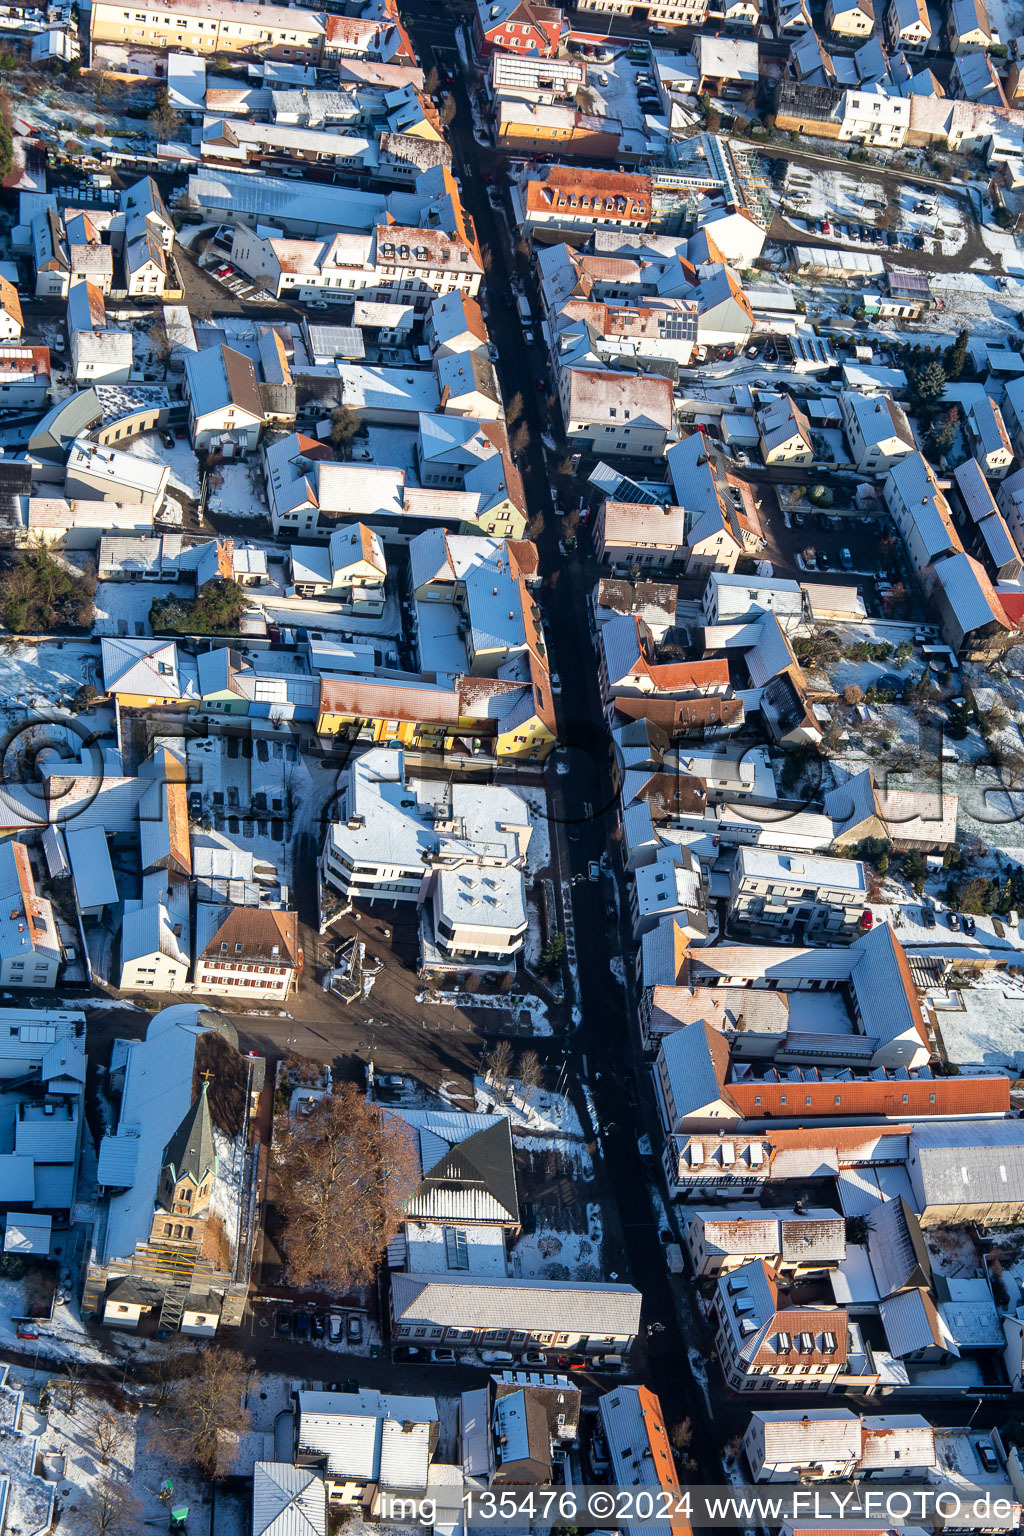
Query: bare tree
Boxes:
[
  {"xmin": 439, "ymin": 93, "xmax": 456, "ymax": 126},
  {"xmin": 58, "ymin": 1362, "xmax": 87, "ymax": 1416},
  {"xmin": 483, "ymin": 1037, "xmax": 513, "ymax": 1095},
  {"xmin": 506, "ymin": 391, "xmax": 525, "ymax": 425},
  {"xmin": 510, "ymin": 421, "xmax": 530, "ymax": 457},
  {"xmin": 517, "ymin": 1049, "xmax": 543, "ymax": 1093},
  {"xmin": 83, "ymin": 1478, "xmax": 143, "ymax": 1536},
  {"xmin": 147, "ymin": 316, "xmax": 174, "ymax": 364},
  {"xmin": 275, "ymin": 1085, "xmax": 419, "ymax": 1289},
  {"xmin": 95, "ymin": 1413, "xmax": 123, "ymax": 1466},
  {"xmin": 152, "ymin": 1347, "xmax": 252, "ymax": 1476},
  {"xmin": 842, "ymin": 683, "xmax": 864, "ymax": 705},
  {"xmin": 147, "ymin": 1350, "xmax": 184, "ymax": 1413}
]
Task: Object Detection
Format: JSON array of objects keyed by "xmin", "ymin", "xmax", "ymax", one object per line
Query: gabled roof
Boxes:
[
  {"xmin": 866, "ymin": 1196, "xmax": 931, "ymax": 1298},
  {"xmin": 879, "ymin": 1285, "xmax": 958, "ymax": 1358},
  {"xmin": 195, "ymin": 905, "xmax": 299, "ymax": 967},
  {"xmin": 0, "ymin": 274, "xmax": 23, "ymax": 331},
  {"xmin": 184, "ymin": 343, "xmax": 264, "ymax": 423},
  {"xmin": 751, "ymin": 1409, "xmax": 860, "ymax": 1465}
]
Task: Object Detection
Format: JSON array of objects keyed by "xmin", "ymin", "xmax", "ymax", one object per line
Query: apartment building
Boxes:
[
  {"xmin": 321, "ymin": 748, "xmax": 532, "ymax": 972},
  {"xmin": 560, "ymin": 369, "xmax": 674, "ymax": 457},
  {"xmin": 90, "ymin": 0, "xmax": 326, "ymax": 61},
  {"xmin": 193, "ymin": 907, "xmax": 300, "ymax": 999},
  {"xmin": 0, "ymin": 842, "xmax": 61, "ymax": 991},
  {"xmin": 391, "ymin": 1273, "xmax": 642, "ymax": 1354},
  {"xmin": 515, "ymin": 166, "xmax": 653, "ymax": 241},
  {"xmin": 472, "ymin": 0, "xmax": 564, "ymax": 57},
  {"xmin": 884, "ymin": 452, "xmax": 961, "ymax": 577},
  {"xmin": 0, "ymin": 346, "xmax": 52, "ymax": 410},
  {"xmin": 594, "ymin": 500, "xmax": 687, "ymax": 568},
  {"xmin": 726, "ymin": 848, "xmax": 868, "ymax": 942},
  {"xmin": 838, "ymin": 90, "xmax": 911, "ymax": 146},
  {"xmin": 686, "ymin": 1209, "xmax": 846, "ymax": 1279},
  {"xmin": 489, "ymin": 51, "xmax": 585, "ymax": 100},
  {"xmin": 714, "ymin": 1260, "xmax": 851, "ymax": 1393},
  {"xmin": 574, "ymin": 0, "xmax": 710, "ymax": 23},
  {"xmin": 886, "ymin": 0, "xmax": 931, "ymax": 49},
  {"xmin": 840, "ymin": 390, "xmax": 916, "ymax": 473},
  {"xmin": 966, "ymin": 394, "xmax": 1014, "ymax": 478},
  {"xmin": 374, "ymin": 223, "xmax": 484, "ymax": 306}
]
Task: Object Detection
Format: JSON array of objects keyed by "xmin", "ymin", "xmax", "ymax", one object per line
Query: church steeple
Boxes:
[{"xmin": 157, "ymin": 1082, "xmax": 217, "ymax": 1217}]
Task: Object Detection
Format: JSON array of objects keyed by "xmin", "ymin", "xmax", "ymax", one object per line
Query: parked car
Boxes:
[
  {"xmin": 393, "ymin": 1346, "xmax": 427, "ymax": 1362},
  {"xmin": 920, "ymin": 906, "xmax": 936, "ymax": 928},
  {"xmin": 480, "ymin": 1350, "xmax": 516, "ymax": 1365},
  {"xmin": 347, "ymin": 1314, "xmax": 363, "ymax": 1344},
  {"xmin": 430, "ymin": 1347, "xmax": 457, "ymax": 1364},
  {"xmin": 312, "ymin": 1312, "xmax": 326, "ymax": 1339},
  {"xmin": 294, "ymin": 1312, "xmax": 310, "ymax": 1338},
  {"xmin": 276, "ymin": 1310, "xmax": 291, "ymax": 1335},
  {"xmin": 520, "ymin": 1350, "xmax": 547, "ymax": 1366},
  {"xmin": 159, "ymin": 429, "xmax": 175, "ymax": 449},
  {"xmin": 648, "ymin": 22, "xmax": 669, "ymax": 33},
  {"xmin": 592, "ymin": 1354, "xmax": 625, "ymax": 1373},
  {"xmin": 588, "ymin": 860, "xmax": 600, "ymax": 881},
  {"xmin": 859, "ymin": 909, "xmax": 873, "ymax": 930},
  {"xmin": 840, "ymin": 547, "xmax": 853, "ymax": 570},
  {"xmin": 328, "ymin": 1313, "xmax": 343, "ymax": 1342},
  {"xmin": 977, "ymin": 1441, "xmax": 999, "ymax": 1474},
  {"xmin": 947, "ymin": 911, "xmax": 961, "ymax": 931},
  {"xmin": 963, "ymin": 915, "xmax": 977, "ymax": 936},
  {"xmin": 188, "ymin": 791, "xmax": 203, "ymax": 820}
]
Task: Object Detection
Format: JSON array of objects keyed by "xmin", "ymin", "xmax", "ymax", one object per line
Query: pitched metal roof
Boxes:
[
  {"xmin": 389, "ymin": 1109, "xmax": 519, "ymax": 1225},
  {"xmin": 253, "ymin": 1462, "xmax": 327, "ymax": 1536},
  {"xmin": 910, "ymin": 1120, "xmax": 1024, "ymax": 1206},
  {"xmin": 879, "ymin": 1286, "xmax": 958, "ymax": 1358},
  {"xmin": 390, "ymin": 1274, "xmax": 642, "ymax": 1336}
]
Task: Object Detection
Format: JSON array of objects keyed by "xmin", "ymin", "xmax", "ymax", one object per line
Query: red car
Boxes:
[
  {"xmin": 16, "ymin": 1326, "xmax": 39, "ymax": 1340},
  {"xmin": 860, "ymin": 909, "xmax": 874, "ymax": 930}
]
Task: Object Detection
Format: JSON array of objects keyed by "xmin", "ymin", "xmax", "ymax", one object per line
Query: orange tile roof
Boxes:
[
  {"xmin": 728, "ymin": 1075, "xmax": 1008, "ymax": 1119},
  {"xmin": 646, "ymin": 657, "xmax": 731, "ymax": 691},
  {"xmin": 199, "ymin": 906, "xmax": 299, "ymax": 966}
]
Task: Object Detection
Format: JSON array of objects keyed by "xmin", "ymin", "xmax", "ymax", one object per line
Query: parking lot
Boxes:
[{"xmin": 753, "ymin": 483, "xmax": 922, "ymax": 614}]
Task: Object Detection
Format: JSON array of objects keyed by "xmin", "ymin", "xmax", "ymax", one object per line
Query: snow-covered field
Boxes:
[
  {"xmin": 207, "ymin": 461, "xmax": 267, "ymax": 520},
  {"xmin": 0, "ymin": 642, "xmax": 100, "ymax": 711},
  {"xmin": 92, "ymin": 580, "xmax": 188, "ymax": 637}
]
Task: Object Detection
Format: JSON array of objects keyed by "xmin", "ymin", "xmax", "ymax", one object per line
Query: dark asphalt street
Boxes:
[{"xmin": 397, "ymin": 0, "xmax": 728, "ymax": 1481}]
